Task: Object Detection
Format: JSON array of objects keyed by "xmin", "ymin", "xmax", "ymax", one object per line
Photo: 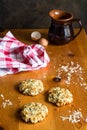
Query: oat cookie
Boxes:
[
  {"xmin": 20, "ymin": 102, "xmax": 48, "ymax": 123},
  {"xmin": 48, "ymin": 87, "xmax": 73, "ymax": 107},
  {"xmin": 18, "ymin": 79, "xmax": 44, "ymax": 96}
]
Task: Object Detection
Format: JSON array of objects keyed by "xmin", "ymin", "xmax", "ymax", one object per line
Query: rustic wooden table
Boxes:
[{"xmin": 0, "ymin": 29, "xmax": 87, "ymax": 130}]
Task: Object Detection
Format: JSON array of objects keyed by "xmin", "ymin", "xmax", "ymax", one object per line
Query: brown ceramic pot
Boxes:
[{"xmin": 48, "ymin": 9, "xmax": 82, "ymax": 45}]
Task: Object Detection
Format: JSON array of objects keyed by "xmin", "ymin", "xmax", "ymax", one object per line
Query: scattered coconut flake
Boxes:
[
  {"xmin": 0, "ymin": 94, "xmax": 4, "ymax": 100},
  {"xmin": 0, "ymin": 93, "xmax": 13, "ymax": 108},
  {"xmin": 1, "ymin": 99, "xmax": 13, "ymax": 108},
  {"xmin": 60, "ymin": 109, "xmax": 83, "ymax": 123},
  {"xmin": 56, "ymin": 61, "xmax": 87, "ymax": 89},
  {"xmin": 85, "ymin": 118, "xmax": 87, "ymax": 122}
]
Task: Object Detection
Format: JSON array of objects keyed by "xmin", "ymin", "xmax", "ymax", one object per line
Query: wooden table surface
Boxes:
[{"xmin": 0, "ymin": 29, "xmax": 87, "ymax": 130}]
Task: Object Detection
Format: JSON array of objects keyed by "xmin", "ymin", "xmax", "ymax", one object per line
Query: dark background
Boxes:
[{"xmin": 0, "ymin": 0, "xmax": 87, "ymax": 31}]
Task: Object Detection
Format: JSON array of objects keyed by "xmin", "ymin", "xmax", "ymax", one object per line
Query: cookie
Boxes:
[
  {"xmin": 18, "ymin": 79, "xmax": 44, "ymax": 96},
  {"xmin": 48, "ymin": 87, "xmax": 73, "ymax": 107},
  {"xmin": 20, "ymin": 102, "xmax": 48, "ymax": 123}
]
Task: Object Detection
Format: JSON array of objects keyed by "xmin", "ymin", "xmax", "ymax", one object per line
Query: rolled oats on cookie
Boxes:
[
  {"xmin": 18, "ymin": 79, "xmax": 44, "ymax": 96},
  {"xmin": 20, "ymin": 102, "xmax": 48, "ymax": 123},
  {"xmin": 48, "ymin": 87, "xmax": 73, "ymax": 107}
]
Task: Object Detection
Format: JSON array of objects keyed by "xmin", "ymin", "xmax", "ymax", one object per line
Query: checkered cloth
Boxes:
[{"xmin": 0, "ymin": 31, "xmax": 50, "ymax": 77}]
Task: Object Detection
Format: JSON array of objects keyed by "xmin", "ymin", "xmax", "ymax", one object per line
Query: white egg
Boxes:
[{"xmin": 31, "ymin": 31, "xmax": 41, "ymax": 41}]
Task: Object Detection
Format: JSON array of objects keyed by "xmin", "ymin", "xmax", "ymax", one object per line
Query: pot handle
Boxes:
[{"xmin": 72, "ymin": 18, "xmax": 83, "ymax": 38}]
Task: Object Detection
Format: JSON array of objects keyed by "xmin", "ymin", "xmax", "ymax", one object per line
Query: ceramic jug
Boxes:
[{"xmin": 48, "ymin": 9, "xmax": 82, "ymax": 45}]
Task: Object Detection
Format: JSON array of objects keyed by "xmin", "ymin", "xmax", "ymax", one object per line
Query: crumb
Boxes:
[{"xmin": 53, "ymin": 76, "xmax": 61, "ymax": 82}]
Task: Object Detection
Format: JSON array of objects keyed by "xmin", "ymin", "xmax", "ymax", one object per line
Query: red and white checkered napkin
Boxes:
[{"xmin": 0, "ymin": 31, "xmax": 50, "ymax": 77}]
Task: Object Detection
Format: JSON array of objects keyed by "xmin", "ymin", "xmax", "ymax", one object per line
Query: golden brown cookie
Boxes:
[
  {"xmin": 20, "ymin": 102, "xmax": 48, "ymax": 123},
  {"xmin": 48, "ymin": 87, "xmax": 73, "ymax": 107},
  {"xmin": 18, "ymin": 79, "xmax": 44, "ymax": 96}
]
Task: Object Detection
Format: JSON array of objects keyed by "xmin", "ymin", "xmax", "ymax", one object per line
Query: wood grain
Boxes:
[{"xmin": 0, "ymin": 29, "xmax": 87, "ymax": 130}]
